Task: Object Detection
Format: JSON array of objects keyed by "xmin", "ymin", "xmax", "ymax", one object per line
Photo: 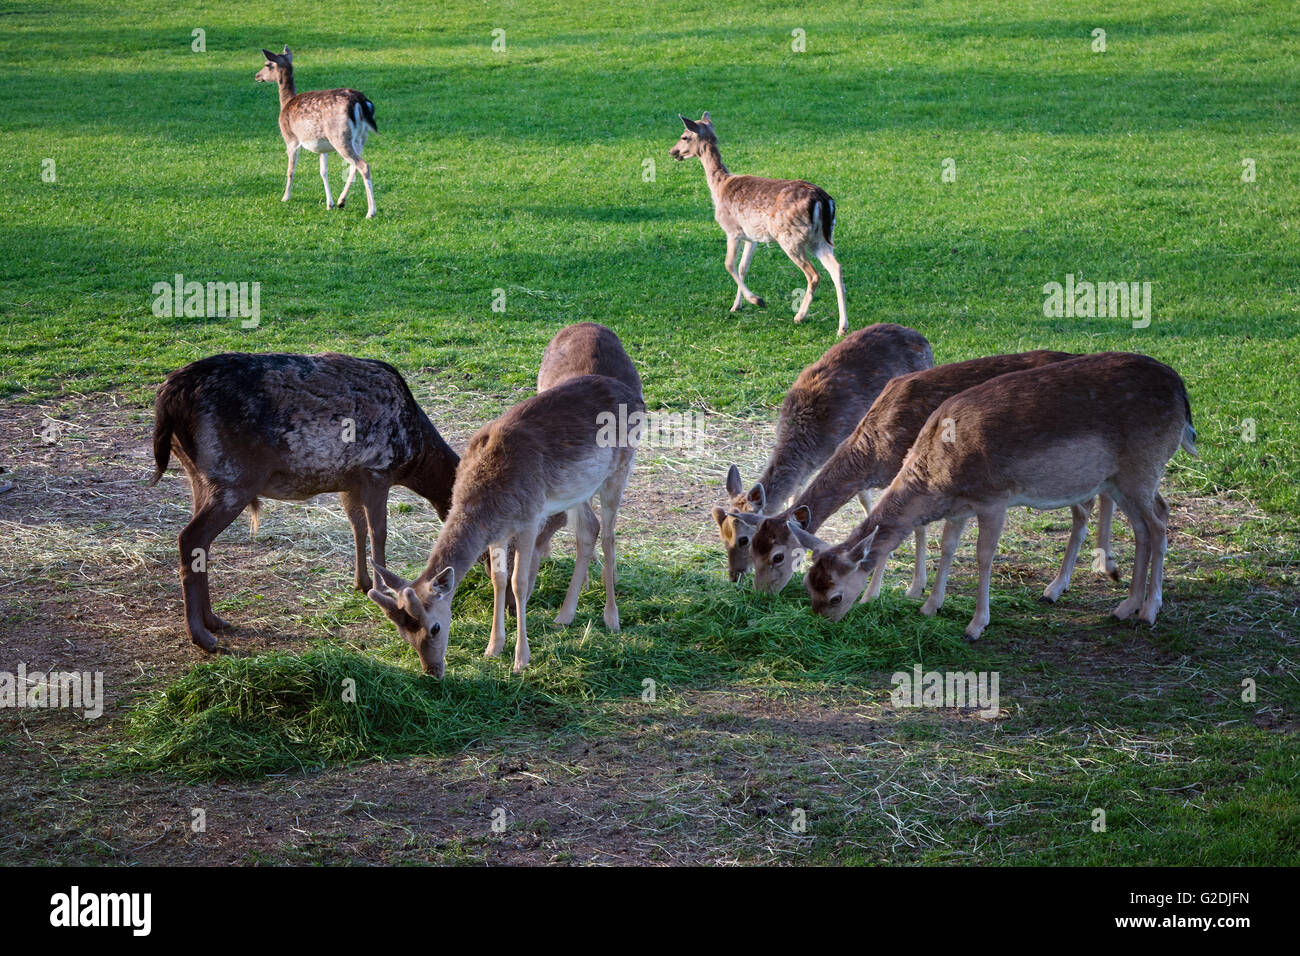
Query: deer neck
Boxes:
[
  {"xmin": 698, "ymin": 141, "xmax": 731, "ymax": 203},
  {"xmin": 800, "ymin": 438, "xmax": 881, "ymax": 530},
  {"xmin": 861, "ymin": 480, "xmax": 948, "ymax": 561},
  {"xmin": 277, "ymin": 72, "xmax": 297, "ymax": 109},
  {"xmin": 404, "ymin": 421, "xmax": 459, "ymax": 520},
  {"xmin": 757, "ymin": 455, "xmax": 811, "ymax": 513},
  {"xmin": 421, "ymin": 504, "xmax": 492, "ymax": 587}
]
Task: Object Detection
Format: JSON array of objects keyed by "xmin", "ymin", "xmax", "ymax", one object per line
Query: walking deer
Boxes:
[
  {"xmin": 150, "ymin": 352, "xmax": 458, "ymax": 651},
  {"xmin": 368, "ymin": 374, "xmax": 643, "ymax": 676},
  {"xmin": 670, "ymin": 112, "xmax": 849, "ymax": 334},
  {"xmin": 803, "ymin": 353, "xmax": 1195, "ymax": 640},
  {"xmin": 713, "ymin": 324, "xmax": 933, "ymax": 582},
  {"xmin": 256, "ymin": 46, "xmax": 378, "ymax": 218},
  {"xmin": 750, "ymin": 351, "xmax": 1119, "ymax": 598},
  {"xmin": 532, "ymin": 323, "xmax": 643, "ymax": 624}
]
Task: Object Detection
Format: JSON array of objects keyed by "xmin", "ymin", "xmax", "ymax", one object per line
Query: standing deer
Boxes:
[
  {"xmin": 670, "ymin": 112, "xmax": 849, "ymax": 335},
  {"xmin": 713, "ymin": 324, "xmax": 933, "ymax": 582},
  {"xmin": 750, "ymin": 351, "xmax": 1119, "ymax": 598},
  {"xmin": 532, "ymin": 323, "xmax": 643, "ymax": 624},
  {"xmin": 149, "ymin": 352, "xmax": 458, "ymax": 651},
  {"xmin": 803, "ymin": 353, "xmax": 1195, "ymax": 640},
  {"xmin": 255, "ymin": 46, "xmax": 378, "ymax": 218},
  {"xmin": 369, "ymin": 374, "xmax": 643, "ymax": 676}
]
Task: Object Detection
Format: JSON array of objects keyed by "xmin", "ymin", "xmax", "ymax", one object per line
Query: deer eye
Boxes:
[
  {"xmin": 829, "ymin": 594, "xmax": 843, "ymax": 606},
  {"xmin": 772, "ymin": 552, "xmax": 785, "ymax": 565},
  {"xmin": 737, "ymin": 536, "xmax": 749, "ymax": 547},
  {"xmin": 431, "ymin": 622, "xmax": 441, "ymax": 636}
]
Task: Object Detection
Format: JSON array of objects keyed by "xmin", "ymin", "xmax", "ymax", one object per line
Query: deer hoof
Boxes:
[
  {"xmin": 205, "ymin": 613, "xmax": 233, "ymax": 632},
  {"xmin": 753, "ymin": 297, "xmax": 766, "ymax": 309},
  {"xmin": 365, "ymin": 211, "xmax": 376, "ymax": 219},
  {"xmin": 189, "ymin": 629, "xmax": 218, "ymax": 652}
]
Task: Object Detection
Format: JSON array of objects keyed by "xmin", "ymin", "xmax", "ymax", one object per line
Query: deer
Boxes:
[
  {"xmin": 531, "ymin": 323, "xmax": 643, "ymax": 624},
  {"xmin": 750, "ymin": 350, "xmax": 1120, "ymax": 599},
  {"xmin": 255, "ymin": 46, "xmax": 378, "ymax": 218},
  {"xmin": 149, "ymin": 352, "xmax": 458, "ymax": 652},
  {"xmin": 712, "ymin": 324, "xmax": 933, "ymax": 582},
  {"xmin": 802, "ymin": 352, "xmax": 1195, "ymax": 640},
  {"xmin": 670, "ymin": 112, "xmax": 849, "ymax": 335},
  {"xmin": 368, "ymin": 374, "xmax": 644, "ymax": 677}
]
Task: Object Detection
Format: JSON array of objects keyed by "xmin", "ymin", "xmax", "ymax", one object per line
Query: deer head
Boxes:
[
  {"xmin": 752, "ymin": 506, "xmax": 827, "ymax": 594},
  {"xmin": 255, "ymin": 46, "xmax": 293, "ymax": 83},
  {"xmin": 803, "ymin": 529, "xmax": 878, "ymax": 621},
  {"xmin": 711, "ymin": 463, "xmax": 768, "ymax": 582},
  {"xmin": 367, "ymin": 562, "xmax": 454, "ymax": 677},
  {"xmin": 669, "ymin": 112, "xmax": 716, "ymax": 161}
]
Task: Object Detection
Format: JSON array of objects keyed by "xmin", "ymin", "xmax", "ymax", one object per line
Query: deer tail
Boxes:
[
  {"xmin": 149, "ymin": 382, "xmax": 178, "ymax": 486},
  {"xmin": 817, "ymin": 193, "xmax": 835, "ymax": 245},
  {"xmin": 1178, "ymin": 382, "xmax": 1198, "ymax": 457},
  {"xmin": 358, "ymin": 97, "xmax": 377, "ymax": 132}
]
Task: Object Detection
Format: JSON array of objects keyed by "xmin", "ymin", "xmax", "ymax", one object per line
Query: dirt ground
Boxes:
[{"xmin": 1, "ymin": 391, "xmax": 1294, "ymax": 864}]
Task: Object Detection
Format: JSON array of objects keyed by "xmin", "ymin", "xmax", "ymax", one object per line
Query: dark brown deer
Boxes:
[
  {"xmin": 369, "ymin": 374, "xmax": 644, "ymax": 676},
  {"xmin": 256, "ymin": 46, "xmax": 378, "ymax": 218},
  {"xmin": 803, "ymin": 353, "xmax": 1195, "ymax": 640},
  {"xmin": 750, "ymin": 351, "xmax": 1119, "ymax": 598},
  {"xmin": 149, "ymin": 352, "xmax": 458, "ymax": 651},
  {"xmin": 670, "ymin": 112, "xmax": 848, "ymax": 334},
  {"xmin": 713, "ymin": 324, "xmax": 933, "ymax": 582},
  {"xmin": 532, "ymin": 323, "xmax": 643, "ymax": 624}
]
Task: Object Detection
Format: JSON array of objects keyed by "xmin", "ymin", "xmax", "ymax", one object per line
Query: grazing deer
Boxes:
[
  {"xmin": 750, "ymin": 351, "xmax": 1120, "ymax": 598},
  {"xmin": 368, "ymin": 374, "xmax": 643, "ymax": 676},
  {"xmin": 255, "ymin": 46, "xmax": 378, "ymax": 218},
  {"xmin": 670, "ymin": 112, "xmax": 849, "ymax": 335},
  {"xmin": 713, "ymin": 324, "xmax": 933, "ymax": 581},
  {"xmin": 150, "ymin": 352, "xmax": 458, "ymax": 651},
  {"xmin": 532, "ymin": 323, "xmax": 643, "ymax": 624},
  {"xmin": 803, "ymin": 353, "xmax": 1195, "ymax": 640}
]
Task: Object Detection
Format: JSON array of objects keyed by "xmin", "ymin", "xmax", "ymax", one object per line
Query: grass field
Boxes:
[{"xmin": 1, "ymin": 0, "xmax": 1297, "ymax": 865}]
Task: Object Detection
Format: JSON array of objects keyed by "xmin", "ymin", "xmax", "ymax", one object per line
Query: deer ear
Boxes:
[
  {"xmin": 282, "ymin": 45, "xmax": 292, "ymax": 59},
  {"xmin": 398, "ymin": 586, "xmax": 426, "ymax": 620},
  {"xmin": 372, "ymin": 561, "xmax": 407, "ymax": 593},
  {"xmin": 788, "ymin": 522, "xmax": 830, "ymax": 556},
  {"xmin": 746, "ymin": 483, "xmax": 766, "ymax": 513},
  {"xmin": 429, "ymin": 566, "xmax": 455, "ymax": 597},
  {"xmin": 848, "ymin": 528, "xmax": 879, "ymax": 567},
  {"xmin": 791, "ymin": 504, "xmax": 812, "ymax": 530},
  {"xmin": 262, "ymin": 49, "xmax": 278, "ymax": 61},
  {"xmin": 712, "ymin": 506, "xmax": 728, "ymax": 529},
  {"xmin": 700, "ymin": 111, "xmax": 712, "ymax": 125},
  {"xmin": 725, "ymin": 464, "xmax": 742, "ymax": 496},
  {"xmin": 367, "ymin": 588, "xmax": 400, "ymax": 615},
  {"xmin": 680, "ymin": 114, "xmax": 700, "ymax": 133},
  {"xmin": 726, "ymin": 510, "xmax": 760, "ymax": 528}
]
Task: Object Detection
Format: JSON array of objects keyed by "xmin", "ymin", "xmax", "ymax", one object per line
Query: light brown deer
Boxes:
[
  {"xmin": 149, "ymin": 352, "xmax": 458, "ymax": 652},
  {"xmin": 532, "ymin": 323, "xmax": 643, "ymax": 624},
  {"xmin": 750, "ymin": 350, "xmax": 1119, "ymax": 598},
  {"xmin": 369, "ymin": 374, "xmax": 643, "ymax": 676},
  {"xmin": 670, "ymin": 112, "xmax": 848, "ymax": 334},
  {"xmin": 803, "ymin": 352, "xmax": 1195, "ymax": 640},
  {"xmin": 713, "ymin": 324, "xmax": 933, "ymax": 581},
  {"xmin": 255, "ymin": 46, "xmax": 378, "ymax": 218}
]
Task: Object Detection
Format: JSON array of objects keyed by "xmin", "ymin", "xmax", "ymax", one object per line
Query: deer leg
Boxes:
[
  {"xmin": 510, "ymin": 530, "xmax": 538, "ymax": 673},
  {"xmin": 1043, "ymin": 500, "xmax": 1091, "ymax": 603},
  {"xmin": 282, "ymin": 145, "xmax": 299, "ymax": 202},
  {"xmin": 922, "ymin": 517, "xmax": 968, "ymax": 616},
  {"xmin": 906, "ymin": 525, "xmax": 928, "ymax": 601},
  {"xmin": 1112, "ymin": 492, "xmax": 1151, "ymax": 621},
  {"xmin": 485, "ymin": 546, "xmax": 510, "ymax": 657},
  {"xmin": 555, "ymin": 504, "xmax": 599, "ymax": 626},
  {"xmin": 1092, "ymin": 492, "xmax": 1120, "ymax": 580},
  {"xmin": 597, "ymin": 469, "xmax": 630, "ymax": 632},
  {"xmin": 354, "ymin": 157, "xmax": 376, "ymax": 219},
  {"xmin": 319, "ymin": 152, "xmax": 335, "ymax": 209},
  {"xmin": 966, "ymin": 509, "xmax": 1007, "ymax": 641},
  {"xmin": 361, "ymin": 483, "xmax": 389, "ymax": 592},
  {"xmin": 857, "ymin": 488, "xmax": 873, "ymax": 516},
  {"xmin": 178, "ymin": 491, "xmax": 252, "ymax": 651},
  {"xmin": 815, "ymin": 246, "xmax": 849, "ymax": 336},
  {"xmin": 336, "ymin": 141, "xmax": 374, "ymax": 217},
  {"xmin": 784, "ymin": 244, "xmax": 819, "ymax": 324},
  {"xmin": 337, "ymin": 163, "xmax": 359, "ymax": 208},
  {"xmin": 1138, "ymin": 493, "xmax": 1168, "ymax": 625},
  {"xmin": 731, "ymin": 240, "xmax": 761, "ymax": 310},
  {"xmin": 184, "ymin": 473, "xmax": 230, "ymax": 632},
  {"xmin": 340, "ymin": 490, "xmax": 371, "ymax": 591},
  {"xmin": 859, "ymin": 555, "xmax": 888, "ymax": 602}
]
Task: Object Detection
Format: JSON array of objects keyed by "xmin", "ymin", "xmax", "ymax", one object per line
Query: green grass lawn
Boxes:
[{"xmin": 1, "ymin": 0, "xmax": 1297, "ymax": 865}]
